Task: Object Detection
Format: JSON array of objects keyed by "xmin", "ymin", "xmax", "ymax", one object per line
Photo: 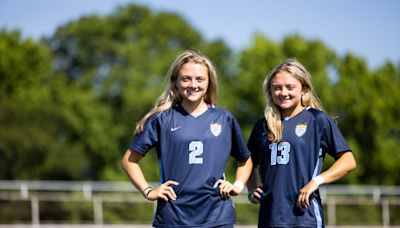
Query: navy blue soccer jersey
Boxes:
[
  {"xmin": 248, "ymin": 107, "xmax": 351, "ymax": 227},
  {"xmin": 130, "ymin": 104, "xmax": 250, "ymax": 227}
]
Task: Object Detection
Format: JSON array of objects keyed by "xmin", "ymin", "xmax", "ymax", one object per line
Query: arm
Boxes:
[
  {"xmin": 215, "ymin": 157, "xmax": 253, "ymax": 198},
  {"xmin": 296, "ymin": 151, "xmax": 356, "ymax": 208},
  {"xmin": 318, "ymin": 151, "xmax": 356, "ymax": 183},
  {"xmin": 231, "ymin": 157, "xmax": 253, "ymax": 195},
  {"xmin": 121, "ymin": 149, "xmax": 178, "ymax": 201},
  {"xmin": 246, "ymin": 166, "xmax": 264, "ymax": 204}
]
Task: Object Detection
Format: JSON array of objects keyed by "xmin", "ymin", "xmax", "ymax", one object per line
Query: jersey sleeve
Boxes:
[
  {"xmin": 129, "ymin": 114, "xmax": 159, "ymax": 156},
  {"xmin": 229, "ymin": 113, "xmax": 251, "ymax": 162},
  {"xmin": 247, "ymin": 118, "xmax": 264, "ymax": 167},
  {"xmin": 317, "ymin": 112, "xmax": 352, "ymax": 158}
]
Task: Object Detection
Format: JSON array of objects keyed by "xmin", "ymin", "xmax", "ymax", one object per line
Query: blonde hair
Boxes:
[
  {"xmin": 135, "ymin": 50, "xmax": 218, "ymax": 133},
  {"xmin": 263, "ymin": 58, "xmax": 324, "ymax": 142}
]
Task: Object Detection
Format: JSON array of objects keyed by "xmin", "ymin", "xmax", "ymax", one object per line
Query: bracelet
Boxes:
[
  {"xmin": 312, "ymin": 175, "xmax": 325, "ymax": 186},
  {"xmin": 145, "ymin": 189, "xmax": 153, "ymax": 200},
  {"xmin": 248, "ymin": 189, "xmax": 256, "ymax": 202},
  {"xmin": 233, "ymin": 180, "xmax": 244, "ymax": 192},
  {"xmin": 142, "ymin": 186, "xmax": 152, "ymax": 198},
  {"xmin": 142, "ymin": 186, "xmax": 152, "ymax": 193}
]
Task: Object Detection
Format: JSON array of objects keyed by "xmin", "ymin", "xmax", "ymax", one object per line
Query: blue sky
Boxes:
[{"xmin": 1, "ymin": 0, "xmax": 399, "ymax": 69}]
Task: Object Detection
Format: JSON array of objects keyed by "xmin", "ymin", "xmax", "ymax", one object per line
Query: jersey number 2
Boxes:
[
  {"xmin": 269, "ymin": 142, "xmax": 290, "ymax": 165},
  {"xmin": 189, "ymin": 141, "xmax": 203, "ymax": 164}
]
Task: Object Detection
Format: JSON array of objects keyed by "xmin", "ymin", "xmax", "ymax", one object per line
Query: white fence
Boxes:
[{"xmin": 0, "ymin": 181, "xmax": 399, "ymax": 227}]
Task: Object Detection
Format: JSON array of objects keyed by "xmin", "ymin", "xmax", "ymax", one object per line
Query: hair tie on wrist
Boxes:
[
  {"xmin": 142, "ymin": 186, "xmax": 152, "ymax": 199},
  {"xmin": 145, "ymin": 189, "xmax": 153, "ymax": 199},
  {"xmin": 248, "ymin": 189, "xmax": 255, "ymax": 201},
  {"xmin": 142, "ymin": 186, "xmax": 152, "ymax": 193}
]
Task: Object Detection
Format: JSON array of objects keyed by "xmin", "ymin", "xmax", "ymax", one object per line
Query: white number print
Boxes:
[
  {"xmin": 269, "ymin": 142, "xmax": 290, "ymax": 165},
  {"xmin": 189, "ymin": 141, "xmax": 203, "ymax": 164}
]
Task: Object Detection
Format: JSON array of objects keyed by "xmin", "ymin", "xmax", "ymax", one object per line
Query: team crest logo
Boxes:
[
  {"xmin": 295, "ymin": 123, "xmax": 307, "ymax": 137},
  {"xmin": 210, "ymin": 123, "xmax": 222, "ymax": 137}
]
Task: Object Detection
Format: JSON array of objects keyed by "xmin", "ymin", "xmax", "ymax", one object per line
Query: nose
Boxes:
[
  {"xmin": 280, "ymin": 87, "xmax": 289, "ymax": 96},
  {"xmin": 189, "ymin": 78, "xmax": 198, "ymax": 88}
]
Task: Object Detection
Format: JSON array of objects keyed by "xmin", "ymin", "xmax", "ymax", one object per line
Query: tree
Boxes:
[
  {"xmin": 0, "ymin": 29, "xmax": 53, "ymax": 179},
  {"xmin": 333, "ymin": 55, "xmax": 400, "ymax": 184},
  {"xmin": 44, "ymin": 4, "xmax": 233, "ymax": 181},
  {"xmin": 1, "ymin": 3, "xmax": 399, "ymax": 185},
  {"xmin": 0, "ymin": 30, "xmax": 121, "ymax": 180}
]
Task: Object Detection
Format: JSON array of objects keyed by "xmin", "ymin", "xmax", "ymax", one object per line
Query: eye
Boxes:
[
  {"xmin": 272, "ymin": 86, "xmax": 281, "ymax": 91},
  {"xmin": 181, "ymin": 76, "xmax": 191, "ymax": 82}
]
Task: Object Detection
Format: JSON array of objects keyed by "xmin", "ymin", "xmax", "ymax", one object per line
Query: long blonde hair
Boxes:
[
  {"xmin": 263, "ymin": 58, "xmax": 324, "ymax": 142},
  {"xmin": 135, "ymin": 50, "xmax": 218, "ymax": 133}
]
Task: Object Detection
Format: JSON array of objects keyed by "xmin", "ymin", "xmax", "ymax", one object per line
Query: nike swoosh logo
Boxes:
[{"xmin": 171, "ymin": 127, "xmax": 181, "ymax": 131}]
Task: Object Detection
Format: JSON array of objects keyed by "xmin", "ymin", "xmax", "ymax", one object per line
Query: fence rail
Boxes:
[{"xmin": 1, "ymin": 181, "xmax": 399, "ymax": 227}]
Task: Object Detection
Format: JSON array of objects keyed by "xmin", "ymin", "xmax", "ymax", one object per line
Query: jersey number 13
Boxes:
[{"xmin": 269, "ymin": 142, "xmax": 290, "ymax": 165}]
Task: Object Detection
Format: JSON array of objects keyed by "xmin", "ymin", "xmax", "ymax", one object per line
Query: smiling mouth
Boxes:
[{"xmin": 187, "ymin": 90, "xmax": 199, "ymax": 95}]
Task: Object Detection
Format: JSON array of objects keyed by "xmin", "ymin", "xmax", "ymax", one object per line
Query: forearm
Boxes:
[
  {"xmin": 246, "ymin": 168, "xmax": 260, "ymax": 190},
  {"xmin": 121, "ymin": 149, "xmax": 151, "ymax": 193},
  {"xmin": 297, "ymin": 151, "xmax": 356, "ymax": 208},
  {"xmin": 234, "ymin": 157, "xmax": 253, "ymax": 185},
  {"xmin": 121, "ymin": 149, "xmax": 179, "ymax": 201},
  {"xmin": 218, "ymin": 157, "xmax": 252, "ymax": 196},
  {"xmin": 245, "ymin": 167, "xmax": 264, "ymax": 204},
  {"xmin": 319, "ymin": 151, "xmax": 356, "ymax": 184}
]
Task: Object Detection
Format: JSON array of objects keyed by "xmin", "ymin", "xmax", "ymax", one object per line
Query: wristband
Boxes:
[
  {"xmin": 312, "ymin": 175, "xmax": 325, "ymax": 186},
  {"xmin": 233, "ymin": 180, "xmax": 244, "ymax": 192}
]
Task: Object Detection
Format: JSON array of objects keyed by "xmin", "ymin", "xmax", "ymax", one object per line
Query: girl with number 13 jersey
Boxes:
[{"xmin": 247, "ymin": 58, "xmax": 356, "ymax": 227}]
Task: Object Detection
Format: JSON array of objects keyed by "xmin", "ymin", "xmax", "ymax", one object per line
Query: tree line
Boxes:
[{"xmin": 1, "ymin": 4, "xmax": 399, "ymax": 185}]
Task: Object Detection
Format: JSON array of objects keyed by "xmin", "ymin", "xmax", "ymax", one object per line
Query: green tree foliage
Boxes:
[
  {"xmin": 0, "ymin": 3, "xmax": 399, "ymax": 185},
  {"xmin": 0, "ymin": 30, "xmax": 121, "ymax": 180},
  {"xmin": 0, "ymin": 30, "xmax": 51, "ymax": 100},
  {"xmin": 0, "ymin": 29, "xmax": 53, "ymax": 179},
  {"xmin": 43, "ymin": 4, "xmax": 232, "ymax": 181},
  {"xmin": 333, "ymin": 55, "xmax": 400, "ymax": 184}
]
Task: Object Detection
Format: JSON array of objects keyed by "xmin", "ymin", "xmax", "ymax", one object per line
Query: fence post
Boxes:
[
  {"xmin": 382, "ymin": 199, "xmax": 390, "ymax": 228},
  {"xmin": 20, "ymin": 183, "xmax": 29, "ymax": 199},
  {"xmin": 373, "ymin": 187, "xmax": 381, "ymax": 203},
  {"xmin": 83, "ymin": 183, "xmax": 93, "ymax": 199},
  {"xmin": 327, "ymin": 198, "xmax": 336, "ymax": 226},
  {"xmin": 93, "ymin": 195, "xmax": 103, "ymax": 225},
  {"xmin": 31, "ymin": 195, "xmax": 40, "ymax": 227}
]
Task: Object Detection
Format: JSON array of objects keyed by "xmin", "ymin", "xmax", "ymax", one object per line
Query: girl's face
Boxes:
[
  {"xmin": 270, "ymin": 71, "xmax": 304, "ymax": 118},
  {"xmin": 176, "ymin": 62, "xmax": 209, "ymax": 107}
]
